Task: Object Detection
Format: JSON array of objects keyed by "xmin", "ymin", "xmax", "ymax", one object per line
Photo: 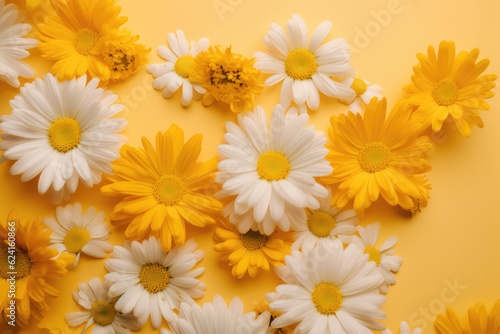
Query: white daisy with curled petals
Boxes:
[
  {"xmin": 0, "ymin": 73, "xmax": 127, "ymax": 204},
  {"xmin": 160, "ymin": 295, "xmax": 270, "ymax": 334},
  {"xmin": 216, "ymin": 104, "xmax": 332, "ymax": 235},
  {"xmin": 64, "ymin": 277, "xmax": 141, "ymax": 334},
  {"xmin": 292, "ymin": 188, "xmax": 358, "ymax": 251},
  {"xmin": 254, "ymin": 14, "xmax": 355, "ymax": 114},
  {"xmin": 339, "ymin": 67, "xmax": 383, "ymax": 113},
  {"xmin": 0, "ymin": 0, "xmax": 38, "ymax": 88},
  {"xmin": 147, "ymin": 30, "xmax": 209, "ymax": 106},
  {"xmin": 267, "ymin": 238, "xmax": 386, "ymax": 333},
  {"xmin": 382, "ymin": 321, "xmax": 422, "ymax": 334},
  {"xmin": 104, "ymin": 237, "xmax": 206, "ymax": 329},
  {"xmin": 340, "ymin": 222, "xmax": 403, "ymax": 294},
  {"xmin": 43, "ymin": 202, "xmax": 113, "ymax": 268}
]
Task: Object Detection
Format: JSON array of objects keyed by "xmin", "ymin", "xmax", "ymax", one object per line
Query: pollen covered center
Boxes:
[
  {"xmin": 240, "ymin": 230, "xmax": 268, "ymax": 251},
  {"xmin": 139, "ymin": 263, "xmax": 170, "ymax": 293},
  {"xmin": 64, "ymin": 227, "xmax": 90, "ymax": 253},
  {"xmin": 285, "ymin": 49, "xmax": 318, "ymax": 80},
  {"xmin": 312, "ymin": 283, "xmax": 343, "ymax": 315},
  {"xmin": 0, "ymin": 245, "xmax": 32, "ymax": 279},
  {"xmin": 351, "ymin": 78, "xmax": 368, "ymax": 97},
  {"xmin": 75, "ymin": 28, "xmax": 100, "ymax": 55},
  {"xmin": 175, "ymin": 56, "xmax": 196, "ymax": 79},
  {"xmin": 432, "ymin": 79, "xmax": 458, "ymax": 106},
  {"xmin": 48, "ymin": 117, "xmax": 81, "ymax": 153},
  {"xmin": 358, "ymin": 142, "xmax": 391, "ymax": 173},
  {"xmin": 364, "ymin": 246, "xmax": 381, "ymax": 265},
  {"xmin": 91, "ymin": 300, "xmax": 116, "ymax": 326},
  {"xmin": 153, "ymin": 175, "xmax": 186, "ymax": 206},
  {"xmin": 307, "ymin": 211, "xmax": 336, "ymax": 238},
  {"xmin": 257, "ymin": 151, "xmax": 290, "ymax": 181}
]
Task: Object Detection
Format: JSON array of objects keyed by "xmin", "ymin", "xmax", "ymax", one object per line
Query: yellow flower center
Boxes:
[
  {"xmin": 285, "ymin": 49, "xmax": 318, "ymax": 80},
  {"xmin": 312, "ymin": 283, "xmax": 343, "ymax": 315},
  {"xmin": 139, "ymin": 263, "xmax": 170, "ymax": 293},
  {"xmin": 358, "ymin": 142, "xmax": 391, "ymax": 173},
  {"xmin": 0, "ymin": 244, "xmax": 32, "ymax": 279},
  {"xmin": 48, "ymin": 117, "xmax": 81, "ymax": 153},
  {"xmin": 240, "ymin": 230, "xmax": 268, "ymax": 251},
  {"xmin": 153, "ymin": 175, "xmax": 186, "ymax": 206},
  {"xmin": 175, "ymin": 56, "xmax": 196, "ymax": 79},
  {"xmin": 91, "ymin": 300, "xmax": 116, "ymax": 326},
  {"xmin": 257, "ymin": 151, "xmax": 290, "ymax": 182},
  {"xmin": 75, "ymin": 28, "xmax": 100, "ymax": 56},
  {"xmin": 364, "ymin": 246, "xmax": 381, "ymax": 265},
  {"xmin": 64, "ymin": 227, "xmax": 90, "ymax": 253},
  {"xmin": 432, "ymin": 79, "xmax": 459, "ymax": 106},
  {"xmin": 307, "ymin": 211, "xmax": 336, "ymax": 238},
  {"xmin": 351, "ymin": 78, "xmax": 368, "ymax": 97}
]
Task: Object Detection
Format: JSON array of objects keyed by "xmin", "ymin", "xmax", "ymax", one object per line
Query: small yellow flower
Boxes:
[
  {"xmin": 435, "ymin": 299, "xmax": 500, "ymax": 334},
  {"xmin": 255, "ymin": 299, "xmax": 295, "ymax": 334},
  {"xmin": 190, "ymin": 46, "xmax": 264, "ymax": 113},
  {"xmin": 404, "ymin": 40, "xmax": 497, "ymax": 137}
]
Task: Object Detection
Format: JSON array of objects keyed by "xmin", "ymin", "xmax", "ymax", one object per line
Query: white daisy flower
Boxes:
[
  {"xmin": 216, "ymin": 104, "xmax": 332, "ymax": 235},
  {"xmin": 340, "ymin": 222, "xmax": 403, "ymax": 294},
  {"xmin": 160, "ymin": 295, "xmax": 270, "ymax": 334},
  {"xmin": 43, "ymin": 202, "xmax": 113, "ymax": 268},
  {"xmin": 0, "ymin": 0, "xmax": 38, "ymax": 88},
  {"xmin": 382, "ymin": 321, "xmax": 422, "ymax": 334},
  {"xmin": 254, "ymin": 14, "xmax": 355, "ymax": 114},
  {"xmin": 104, "ymin": 237, "xmax": 206, "ymax": 329},
  {"xmin": 292, "ymin": 188, "xmax": 358, "ymax": 251},
  {"xmin": 339, "ymin": 67, "xmax": 383, "ymax": 113},
  {"xmin": 147, "ymin": 30, "xmax": 209, "ymax": 106},
  {"xmin": 267, "ymin": 238, "xmax": 386, "ymax": 333},
  {"xmin": 0, "ymin": 73, "xmax": 127, "ymax": 204},
  {"xmin": 65, "ymin": 277, "xmax": 141, "ymax": 334}
]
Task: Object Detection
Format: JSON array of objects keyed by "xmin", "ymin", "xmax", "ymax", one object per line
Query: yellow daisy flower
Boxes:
[
  {"xmin": 101, "ymin": 125, "xmax": 222, "ymax": 252},
  {"xmin": 255, "ymin": 299, "xmax": 295, "ymax": 334},
  {"xmin": 37, "ymin": 0, "xmax": 127, "ymax": 81},
  {"xmin": 404, "ymin": 40, "xmax": 497, "ymax": 137},
  {"xmin": 322, "ymin": 98, "xmax": 432, "ymax": 213},
  {"xmin": 435, "ymin": 299, "xmax": 500, "ymax": 334},
  {"xmin": 190, "ymin": 46, "xmax": 264, "ymax": 113},
  {"xmin": 0, "ymin": 210, "xmax": 74, "ymax": 327},
  {"xmin": 214, "ymin": 219, "xmax": 291, "ymax": 279}
]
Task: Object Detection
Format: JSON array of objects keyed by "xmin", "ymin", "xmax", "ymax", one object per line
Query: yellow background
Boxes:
[{"xmin": 1, "ymin": 0, "xmax": 499, "ymax": 332}]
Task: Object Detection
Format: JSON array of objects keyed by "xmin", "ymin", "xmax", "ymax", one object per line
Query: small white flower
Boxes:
[
  {"xmin": 147, "ymin": 30, "xmax": 208, "ymax": 106},
  {"xmin": 0, "ymin": 0, "xmax": 38, "ymax": 88},
  {"xmin": 44, "ymin": 202, "xmax": 113, "ymax": 268},
  {"xmin": 64, "ymin": 277, "xmax": 141, "ymax": 334},
  {"xmin": 339, "ymin": 67, "xmax": 383, "ymax": 113},
  {"xmin": 382, "ymin": 321, "xmax": 422, "ymax": 334},
  {"xmin": 254, "ymin": 14, "xmax": 355, "ymax": 114},
  {"xmin": 160, "ymin": 295, "xmax": 270, "ymax": 334},
  {"xmin": 105, "ymin": 237, "xmax": 206, "ymax": 329},
  {"xmin": 340, "ymin": 222, "xmax": 403, "ymax": 293}
]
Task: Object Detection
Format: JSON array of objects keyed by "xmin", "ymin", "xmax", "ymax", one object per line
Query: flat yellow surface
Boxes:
[{"xmin": 1, "ymin": 0, "xmax": 499, "ymax": 333}]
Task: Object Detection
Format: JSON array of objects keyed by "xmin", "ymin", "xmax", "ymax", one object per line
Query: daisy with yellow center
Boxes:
[
  {"xmin": 435, "ymin": 299, "xmax": 500, "ymax": 334},
  {"xmin": 404, "ymin": 40, "xmax": 497, "ymax": 137},
  {"xmin": 268, "ymin": 238, "xmax": 386, "ymax": 333},
  {"xmin": 190, "ymin": 45, "xmax": 264, "ymax": 113},
  {"xmin": 383, "ymin": 321, "xmax": 422, "ymax": 334},
  {"xmin": 214, "ymin": 219, "xmax": 291, "ymax": 279},
  {"xmin": 105, "ymin": 237, "xmax": 206, "ymax": 329},
  {"xmin": 0, "ymin": 210, "xmax": 74, "ymax": 327},
  {"xmin": 322, "ymin": 98, "xmax": 432, "ymax": 213},
  {"xmin": 339, "ymin": 67, "xmax": 384, "ymax": 114},
  {"xmin": 64, "ymin": 277, "xmax": 140, "ymax": 333},
  {"xmin": 148, "ymin": 30, "xmax": 209, "ymax": 106},
  {"xmin": 43, "ymin": 203, "xmax": 113, "ymax": 268},
  {"xmin": 254, "ymin": 14, "xmax": 355, "ymax": 114},
  {"xmin": 37, "ymin": 0, "xmax": 127, "ymax": 81},
  {"xmin": 101, "ymin": 125, "xmax": 222, "ymax": 252}
]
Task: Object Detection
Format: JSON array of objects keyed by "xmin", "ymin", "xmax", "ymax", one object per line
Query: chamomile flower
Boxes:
[
  {"xmin": 292, "ymin": 188, "xmax": 358, "ymax": 251},
  {"xmin": 64, "ymin": 277, "xmax": 141, "ymax": 334},
  {"xmin": 0, "ymin": 0, "xmax": 38, "ymax": 88},
  {"xmin": 340, "ymin": 222, "xmax": 402, "ymax": 294},
  {"xmin": 160, "ymin": 295, "xmax": 270, "ymax": 334},
  {"xmin": 435, "ymin": 299, "xmax": 500, "ymax": 334},
  {"xmin": 0, "ymin": 74, "xmax": 127, "ymax": 204},
  {"xmin": 147, "ymin": 30, "xmax": 209, "ymax": 106},
  {"xmin": 267, "ymin": 238, "xmax": 386, "ymax": 333},
  {"xmin": 382, "ymin": 321, "xmax": 422, "ymax": 334},
  {"xmin": 104, "ymin": 237, "xmax": 206, "ymax": 329},
  {"xmin": 43, "ymin": 203, "xmax": 113, "ymax": 268},
  {"xmin": 217, "ymin": 105, "xmax": 332, "ymax": 235},
  {"xmin": 339, "ymin": 68, "xmax": 383, "ymax": 114},
  {"xmin": 254, "ymin": 14, "xmax": 354, "ymax": 114}
]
